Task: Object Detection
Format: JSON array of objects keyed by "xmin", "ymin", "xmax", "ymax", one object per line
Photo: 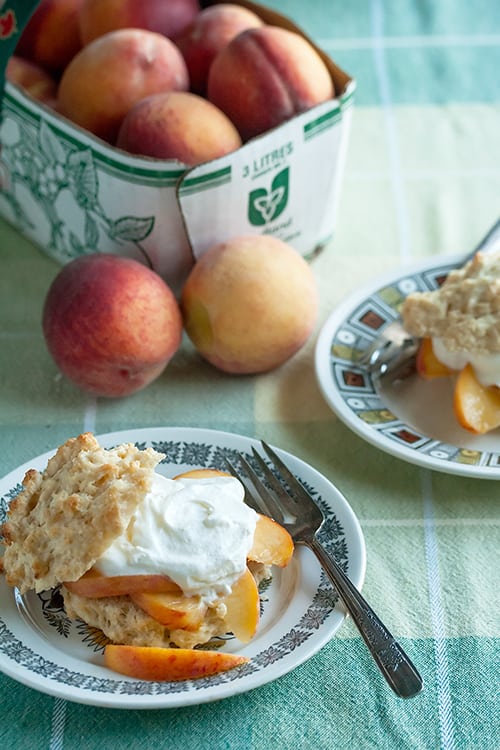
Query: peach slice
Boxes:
[
  {"xmin": 130, "ymin": 590, "xmax": 207, "ymax": 631},
  {"xmin": 222, "ymin": 567, "xmax": 260, "ymax": 643},
  {"xmin": 416, "ymin": 337, "xmax": 454, "ymax": 379},
  {"xmin": 64, "ymin": 568, "xmax": 181, "ymax": 598},
  {"xmin": 453, "ymin": 363, "xmax": 500, "ymax": 434},
  {"xmin": 248, "ymin": 514, "xmax": 294, "ymax": 568},
  {"xmin": 104, "ymin": 644, "xmax": 249, "ymax": 681},
  {"xmin": 172, "ymin": 468, "xmax": 229, "ymax": 480}
]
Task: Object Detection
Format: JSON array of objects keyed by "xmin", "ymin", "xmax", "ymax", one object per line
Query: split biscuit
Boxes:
[
  {"xmin": 1, "ymin": 432, "xmax": 163, "ymax": 594},
  {"xmin": 402, "ymin": 250, "xmax": 500, "ymax": 355}
]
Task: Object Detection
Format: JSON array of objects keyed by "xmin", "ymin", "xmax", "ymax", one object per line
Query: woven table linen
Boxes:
[{"xmin": 0, "ymin": 1, "xmax": 499, "ymax": 748}]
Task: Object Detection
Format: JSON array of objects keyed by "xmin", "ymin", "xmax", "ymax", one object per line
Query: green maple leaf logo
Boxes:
[{"xmin": 248, "ymin": 167, "xmax": 289, "ymax": 226}]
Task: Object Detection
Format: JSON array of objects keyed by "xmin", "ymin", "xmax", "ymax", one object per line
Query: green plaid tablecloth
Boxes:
[{"xmin": 1, "ymin": 1, "xmax": 499, "ymax": 748}]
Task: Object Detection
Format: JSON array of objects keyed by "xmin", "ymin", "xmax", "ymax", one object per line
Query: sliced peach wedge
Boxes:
[
  {"xmin": 130, "ymin": 590, "xmax": 208, "ymax": 631},
  {"xmin": 130, "ymin": 568, "xmax": 260, "ymax": 642},
  {"xmin": 104, "ymin": 644, "xmax": 249, "ymax": 682},
  {"xmin": 173, "ymin": 468, "xmax": 230, "ymax": 480},
  {"xmin": 416, "ymin": 337, "xmax": 455, "ymax": 379},
  {"xmin": 63, "ymin": 568, "xmax": 182, "ymax": 598},
  {"xmin": 248, "ymin": 514, "xmax": 293, "ymax": 568},
  {"xmin": 453, "ymin": 363, "xmax": 500, "ymax": 434},
  {"xmin": 222, "ymin": 567, "xmax": 260, "ymax": 643}
]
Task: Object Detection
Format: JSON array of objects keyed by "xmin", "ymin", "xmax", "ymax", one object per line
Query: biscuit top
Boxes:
[
  {"xmin": 402, "ymin": 250, "xmax": 500, "ymax": 355},
  {"xmin": 1, "ymin": 433, "xmax": 163, "ymax": 594}
]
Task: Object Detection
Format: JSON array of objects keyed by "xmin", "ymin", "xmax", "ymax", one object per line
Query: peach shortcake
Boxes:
[
  {"xmin": 402, "ymin": 249, "xmax": 500, "ymax": 434},
  {"xmin": 1, "ymin": 433, "xmax": 293, "ymax": 681}
]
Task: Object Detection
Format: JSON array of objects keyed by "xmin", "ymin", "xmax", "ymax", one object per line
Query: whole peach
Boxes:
[
  {"xmin": 6, "ymin": 56, "xmax": 58, "ymax": 106},
  {"xmin": 42, "ymin": 254, "xmax": 183, "ymax": 397},
  {"xmin": 15, "ymin": 0, "xmax": 84, "ymax": 75},
  {"xmin": 58, "ymin": 29, "xmax": 189, "ymax": 143},
  {"xmin": 79, "ymin": 0, "xmax": 200, "ymax": 44},
  {"xmin": 181, "ymin": 236, "xmax": 318, "ymax": 374},
  {"xmin": 174, "ymin": 3, "xmax": 263, "ymax": 95},
  {"xmin": 116, "ymin": 91, "xmax": 242, "ymax": 165},
  {"xmin": 207, "ymin": 25, "xmax": 334, "ymax": 141}
]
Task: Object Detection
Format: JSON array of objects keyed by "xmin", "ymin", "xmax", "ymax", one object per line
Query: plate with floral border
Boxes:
[
  {"xmin": 0, "ymin": 426, "xmax": 366, "ymax": 709},
  {"xmin": 315, "ymin": 254, "xmax": 500, "ymax": 479}
]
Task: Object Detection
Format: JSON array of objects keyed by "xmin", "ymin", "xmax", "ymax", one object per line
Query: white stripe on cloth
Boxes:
[
  {"xmin": 422, "ymin": 470, "xmax": 457, "ymax": 750},
  {"xmin": 370, "ymin": 0, "xmax": 411, "ymax": 263},
  {"xmin": 370, "ymin": 1, "xmax": 456, "ymax": 745},
  {"xmin": 84, "ymin": 396, "xmax": 97, "ymax": 434},
  {"xmin": 360, "ymin": 518, "xmax": 500, "ymax": 527},
  {"xmin": 318, "ymin": 33, "xmax": 500, "ymax": 50},
  {"xmin": 49, "ymin": 698, "xmax": 66, "ymax": 750}
]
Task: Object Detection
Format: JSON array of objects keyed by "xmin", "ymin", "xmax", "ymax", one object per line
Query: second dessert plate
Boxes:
[{"xmin": 315, "ymin": 254, "xmax": 500, "ymax": 479}]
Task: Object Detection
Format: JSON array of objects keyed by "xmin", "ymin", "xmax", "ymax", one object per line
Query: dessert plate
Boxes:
[
  {"xmin": 0, "ymin": 426, "xmax": 366, "ymax": 709},
  {"xmin": 315, "ymin": 254, "xmax": 500, "ymax": 479}
]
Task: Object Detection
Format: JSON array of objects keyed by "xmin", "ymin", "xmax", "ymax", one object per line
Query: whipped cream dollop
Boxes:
[
  {"xmin": 95, "ymin": 474, "xmax": 258, "ymax": 603},
  {"xmin": 432, "ymin": 338, "xmax": 500, "ymax": 387}
]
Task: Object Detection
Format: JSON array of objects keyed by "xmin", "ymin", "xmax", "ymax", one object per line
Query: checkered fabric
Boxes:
[{"xmin": 0, "ymin": 1, "xmax": 499, "ymax": 748}]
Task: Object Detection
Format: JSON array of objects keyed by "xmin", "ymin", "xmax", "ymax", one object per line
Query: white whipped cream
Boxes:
[
  {"xmin": 432, "ymin": 337, "xmax": 500, "ymax": 387},
  {"xmin": 95, "ymin": 474, "xmax": 258, "ymax": 603}
]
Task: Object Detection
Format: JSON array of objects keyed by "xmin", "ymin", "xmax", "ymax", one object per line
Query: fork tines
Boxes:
[
  {"xmin": 224, "ymin": 452, "xmax": 284, "ymax": 522},
  {"xmin": 225, "ymin": 441, "xmax": 320, "ymax": 526},
  {"xmin": 259, "ymin": 441, "xmax": 309, "ymax": 503}
]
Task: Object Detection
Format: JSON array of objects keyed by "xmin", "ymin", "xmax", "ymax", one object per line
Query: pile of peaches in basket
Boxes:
[{"xmin": 9, "ymin": 0, "xmax": 334, "ymax": 160}]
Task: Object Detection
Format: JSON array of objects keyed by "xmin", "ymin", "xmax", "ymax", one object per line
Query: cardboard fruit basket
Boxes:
[{"xmin": 0, "ymin": 1, "xmax": 355, "ymax": 292}]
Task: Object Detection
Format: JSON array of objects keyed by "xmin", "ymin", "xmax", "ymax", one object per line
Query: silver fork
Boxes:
[
  {"xmin": 226, "ymin": 441, "xmax": 423, "ymax": 699},
  {"xmin": 358, "ymin": 217, "xmax": 500, "ymax": 381}
]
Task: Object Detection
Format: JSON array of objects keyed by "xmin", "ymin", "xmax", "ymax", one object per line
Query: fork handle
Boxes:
[{"xmin": 309, "ymin": 536, "xmax": 423, "ymax": 699}]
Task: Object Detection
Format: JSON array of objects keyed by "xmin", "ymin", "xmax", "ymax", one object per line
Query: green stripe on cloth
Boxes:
[
  {"xmin": 0, "ymin": 678, "xmax": 55, "ymax": 748},
  {"xmin": 2, "ymin": 637, "xmax": 497, "ymax": 749}
]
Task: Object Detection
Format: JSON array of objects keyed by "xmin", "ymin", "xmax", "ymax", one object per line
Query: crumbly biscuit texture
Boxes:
[
  {"xmin": 62, "ymin": 587, "xmax": 172, "ymax": 647},
  {"xmin": 1, "ymin": 433, "xmax": 163, "ymax": 593},
  {"xmin": 62, "ymin": 587, "xmax": 228, "ymax": 649},
  {"xmin": 402, "ymin": 250, "xmax": 500, "ymax": 354}
]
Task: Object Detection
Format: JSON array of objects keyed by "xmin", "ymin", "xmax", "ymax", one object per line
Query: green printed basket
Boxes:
[{"xmin": 0, "ymin": 1, "xmax": 355, "ymax": 292}]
